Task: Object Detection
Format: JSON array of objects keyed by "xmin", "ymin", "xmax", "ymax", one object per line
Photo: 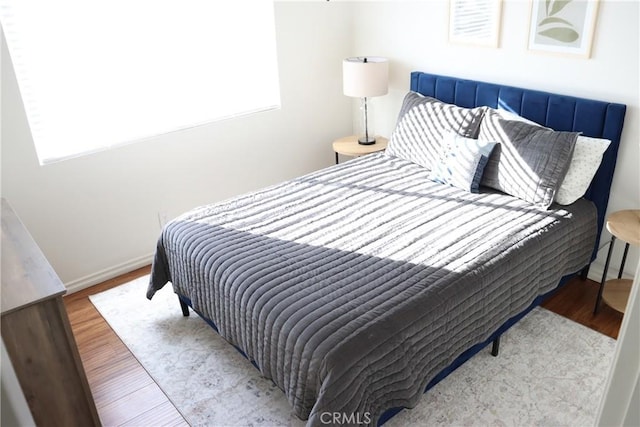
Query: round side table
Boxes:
[
  {"xmin": 594, "ymin": 209, "xmax": 640, "ymax": 314},
  {"xmin": 332, "ymin": 135, "xmax": 388, "ymax": 164}
]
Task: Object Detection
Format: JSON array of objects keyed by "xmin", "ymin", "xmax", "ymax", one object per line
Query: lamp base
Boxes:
[{"xmin": 358, "ymin": 136, "xmax": 376, "ymax": 145}]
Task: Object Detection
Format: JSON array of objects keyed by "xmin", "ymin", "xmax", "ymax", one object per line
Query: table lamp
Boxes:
[{"xmin": 343, "ymin": 56, "xmax": 389, "ymax": 145}]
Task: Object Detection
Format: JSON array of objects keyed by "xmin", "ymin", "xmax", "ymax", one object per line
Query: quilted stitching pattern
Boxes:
[
  {"xmin": 385, "ymin": 92, "xmax": 486, "ymax": 170},
  {"xmin": 148, "ymin": 154, "xmax": 596, "ymax": 426},
  {"xmin": 479, "ymin": 110, "xmax": 578, "ymax": 208}
]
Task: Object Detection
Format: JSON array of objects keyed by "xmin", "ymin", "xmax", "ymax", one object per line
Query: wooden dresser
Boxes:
[{"xmin": 1, "ymin": 199, "xmax": 101, "ymax": 426}]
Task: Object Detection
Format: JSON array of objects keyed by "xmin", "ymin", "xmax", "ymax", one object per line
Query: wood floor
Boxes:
[
  {"xmin": 64, "ymin": 268, "xmax": 623, "ymax": 426},
  {"xmin": 64, "ymin": 266, "xmax": 188, "ymax": 427}
]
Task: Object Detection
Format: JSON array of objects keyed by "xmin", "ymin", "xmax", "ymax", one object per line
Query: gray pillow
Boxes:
[
  {"xmin": 479, "ymin": 109, "xmax": 578, "ymax": 208},
  {"xmin": 385, "ymin": 92, "xmax": 487, "ymax": 170}
]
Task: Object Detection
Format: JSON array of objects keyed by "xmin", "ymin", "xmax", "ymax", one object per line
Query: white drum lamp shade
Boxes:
[
  {"xmin": 343, "ymin": 57, "xmax": 388, "ymax": 145},
  {"xmin": 343, "ymin": 57, "xmax": 389, "ymax": 98}
]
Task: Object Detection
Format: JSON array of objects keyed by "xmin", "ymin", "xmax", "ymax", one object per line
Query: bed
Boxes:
[{"xmin": 147, "ymin": 72, "xmax": 626, "ymax": 426}]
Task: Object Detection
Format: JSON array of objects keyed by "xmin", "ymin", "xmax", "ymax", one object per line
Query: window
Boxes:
[{"xmin": 0, "ymin": 1, "xmax": 281, "ymax": 164}]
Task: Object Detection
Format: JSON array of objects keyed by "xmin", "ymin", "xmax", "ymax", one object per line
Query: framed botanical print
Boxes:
[{"xmin": 528, "ymin": 0, "xmax": 600, "ymax": 58}]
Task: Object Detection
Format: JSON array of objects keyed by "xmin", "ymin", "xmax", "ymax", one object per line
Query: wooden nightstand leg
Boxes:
[{"xmin": 594, "ymin": 236, "xmax": 616, "ymax": 314}]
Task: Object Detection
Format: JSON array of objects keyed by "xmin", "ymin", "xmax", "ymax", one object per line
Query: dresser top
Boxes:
[{"xmin": 1, "ymin": 198, "xmax": 66, "ymax": 315}]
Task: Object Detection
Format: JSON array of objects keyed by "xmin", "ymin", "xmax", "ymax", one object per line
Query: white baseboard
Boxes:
[
  {"xmin": 65, "ymin": 253, "xmax": 154, "ymax": 294},
  {"xmin": 586, "ymin": 261, "xmax": 635, "ymax": 283},
  {"xmin": 588, "ymin": 262, "xmax": 605, "ymax": 282}
]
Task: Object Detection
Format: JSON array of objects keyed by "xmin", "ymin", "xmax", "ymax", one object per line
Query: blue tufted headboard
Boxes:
[{"xmin": 410, "ymin": 71, "xmax": 627, "ymax": 262}]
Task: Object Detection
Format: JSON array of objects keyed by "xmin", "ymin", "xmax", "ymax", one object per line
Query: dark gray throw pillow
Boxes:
[
  {"xmin": 479, "ymin": 110, "xmax": 578, "ymax": 209},
  {"xmin": 385, "ymin": 92, "xmax": 487, "ymax": 170}
]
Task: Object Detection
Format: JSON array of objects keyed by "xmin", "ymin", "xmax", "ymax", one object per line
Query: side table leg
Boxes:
[
  {"xmin": 618, "ymin": 243, "xmax": 630, "ymax": 279},
  {"xmin": 335, "ymin": 152, "xmax": 339, "ymax": 165},
  {"xmin": 594, "ymin": 236, "xmax": 616, "ymax": 315}
]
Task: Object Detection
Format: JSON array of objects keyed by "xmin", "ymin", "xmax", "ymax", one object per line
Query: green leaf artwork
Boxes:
[
  {"xmin": 539, "ymin": 17, "xmax": 573, "ymax": 27},
  {"xmin": 549, "ymin": 0, "xmax": 572, "ymax": 16},
  {"xmin": 538, "ymin": 0, "xmax": 581, "ymax": 44},
  {"xmin": 539, "ymin": 27, "xmax": 579, "ymax": 42}
]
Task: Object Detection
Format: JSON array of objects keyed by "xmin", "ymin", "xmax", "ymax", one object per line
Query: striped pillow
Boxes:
[
  {"xmin": 385, "ymin": 92, "xmax": 487, "ymax": 170},
  {"xmin": 479, "ymin": 109, "xmax": 578, "ymax": 208}
]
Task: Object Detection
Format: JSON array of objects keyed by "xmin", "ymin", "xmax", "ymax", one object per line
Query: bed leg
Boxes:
[
  {"xmin": 179, "ymin": 297, "xmax": 190, "ymax": 317},
  {"xmin": 580, "ymin": 264, "xmax": 590, "ymax": 280},
  {"xmin": 491, "ymin": 336, "xmax": 500, "ymax": 357}
]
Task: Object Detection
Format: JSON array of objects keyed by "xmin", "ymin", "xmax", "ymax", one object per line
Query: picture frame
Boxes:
[
  {"xmin": 528, "ymin": 0, "xmax": 600, "ymax": 58},
  {"xmin": 448, "ymin": 0, "xmax": 502, "ymax": 48}
]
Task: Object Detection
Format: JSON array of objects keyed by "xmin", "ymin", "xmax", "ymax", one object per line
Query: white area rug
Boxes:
[{"xmin": 90, "ymin": 276, "xmax": 616, "ymax": 426}]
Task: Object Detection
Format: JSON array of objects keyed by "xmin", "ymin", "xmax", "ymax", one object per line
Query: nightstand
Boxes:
[
  {"xmin": 594, "ymin": 209, "xmax": 640, "ymax": 314},
  {"xmin": 332, "ymin": 135, "xmax": 388, "ymax": 164}
]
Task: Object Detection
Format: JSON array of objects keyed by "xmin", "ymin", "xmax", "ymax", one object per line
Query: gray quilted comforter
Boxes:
[{"xmin": 148, "ymin": 153, "xmax": 596, "ymax": 426}]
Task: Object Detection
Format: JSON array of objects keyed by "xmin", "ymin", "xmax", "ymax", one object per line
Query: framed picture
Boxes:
[
  {"xmin": 449, "ymin": 0, "xmax": 502, "ymax": 48},
  {"xmin": 528, "ymin": 0, "xmax": 600, "ymax": 58}
]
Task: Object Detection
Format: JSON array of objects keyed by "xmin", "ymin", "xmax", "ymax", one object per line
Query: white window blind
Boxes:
[{"xmin": 0, "ymin": 1, "xmax": 281, "ymax": 164}]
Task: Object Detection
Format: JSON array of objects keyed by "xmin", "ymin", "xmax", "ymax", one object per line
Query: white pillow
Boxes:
[
  {"xmin": 495, "ymin": 108, "xmax": 543, "ymax": 127},
  {"xmin": 428, "ymin": 132, "xmax": 497, "ymax": 193},
  {"xmin": 555, "ymin": 136, "xmax": 610, "ymax": 205}
]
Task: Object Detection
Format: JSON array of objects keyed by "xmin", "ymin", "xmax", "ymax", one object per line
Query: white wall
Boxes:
[
  {"xmin": 0, "ymin": 2, "xmax": 354, "ymax": 290},
  {"xmin": 350, "ymin": 0, "xmax": 640, "ymax": 278}
]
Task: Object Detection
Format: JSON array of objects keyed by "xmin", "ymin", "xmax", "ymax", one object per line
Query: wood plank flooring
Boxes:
[
  {"xmin": 64, "ymin": 269, "xmax": 623, "ymax": 426},
  {"xmin": 541, "ymin": 276, "xmax": 624, "ymax": 339},
  {"xmin": 64, "ymin": 266, "xmax": 188, "ymax": 427}
]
